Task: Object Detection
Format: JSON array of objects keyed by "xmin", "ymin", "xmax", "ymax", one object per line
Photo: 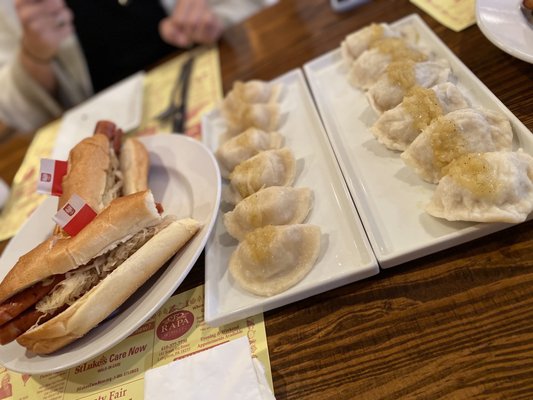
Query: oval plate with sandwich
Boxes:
[{"xmin": 0, "ymin": 134, "xmax": 221, "ymax": 374}]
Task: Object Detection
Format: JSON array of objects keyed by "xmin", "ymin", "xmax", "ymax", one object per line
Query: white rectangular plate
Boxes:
[
  {"xmin": 304, "ymin": 13, "xmax": 533, "ymax": 268},
  {"xmin": 202, "ymin": 69, "xmax": 379, "ymax": 327}
]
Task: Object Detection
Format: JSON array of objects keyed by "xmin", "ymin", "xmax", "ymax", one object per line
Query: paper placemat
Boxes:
[
  {"xmin": 410, "ymin": 0, "xmax": 475, "ymax": 32},
  {"xmin": 0, "ymin": 47, "xmax": 222, "ymax": 242},
  {"xmin": 0, "ymin": 284, "xmax": 271, "ymax": 400}
]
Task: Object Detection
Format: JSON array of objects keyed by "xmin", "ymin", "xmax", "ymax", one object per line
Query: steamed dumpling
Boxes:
[
  {"xmin": 216, "ymin": 128, "xmax": 284, "ymax": 178},
  {"xmin": 348, "ymin": 37, "xmax": 428, "ymax": 90},
  {"xmin": 222, "ymin": 80, "xmax": 284, "ymax": 116},
  {"xmin": 224, "ymin": 186, "xmax": 313, "ymax": 240},
  {"xmin": 341, "ymin": 23, "xmax": 399, "ymax": 64},
  {"xmin": 223, "ymin": 103, "xmax": 282, "ymax": 136},
  {"xmin": 226, "ymin": 148, "xmax": 296, "ymax": 204},
  {"xmin": 401, "ymin": 108, "xmax": 513, "ymax": 183},
  {"xmin": 366, "ymin": 59, "xmax": 452, "ymax": 114},
  {"xmin": 229, "ymin": 224, "xmax": 321, "ymax": 296},
  {"xmin": 426, "ymin": 151, "xmax": 533, "ymax": 223},
  {"xmin": 371, "ymin": 83, "xmax": 470, "ymax": 151}
]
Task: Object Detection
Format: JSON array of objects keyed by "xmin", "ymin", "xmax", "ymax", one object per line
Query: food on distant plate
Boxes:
[
  {"xmin": 216, "ymin": 127, "xmax": 284, "ymax": 178},
  {"xmin": 224, "ymin": 186, "xmax": 313, "ymax": 240},
  {"xmin": 366, "ymin": 59, "xmax": 452, "ymax": 114},
  {"xmin": 426, "ymin": 151, "xmax": 533, "ymax": 223},
  {"xmin": 523, "ymin": 0, "xmax": 533, "ymax": 11},
  {"xmin": 60, "ymin": 120, "xmax": 149, "ymax": 213},
  {"xmin": 340, "ymin": 22, "xmax": 399, "ymax": 64},
  {"xmin": 229, "ymin": 224, "xmax": 321, "ymax": 296},
  {"xmin": 347, "ymin": 37, "xmax": 428, "ymax": 90},
  {"xmin": 0, "ymin": 190, "xmax": 201, "ymax": 354},
  {"xmin": 401, "ymin": 108, "xmax": 513, "ymax": 183},
  {"xmin": 371, "ymin": 82, "xmax": 470, "ymax": 151},
  {"xmin": 225, "ymin": 148, "xmax": 296, "ymax": 204},
  {"xmin": 222, "ymin": 80, "xmax": 284, "ymax": 116}
]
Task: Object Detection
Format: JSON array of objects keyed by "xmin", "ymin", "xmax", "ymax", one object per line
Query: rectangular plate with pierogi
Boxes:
[
  {"xmin": 202, "ymin": 69, "xmax": 379, "ymax": 327},
  {"xmin": 303, "ymin": 13, "xmax": 533, "ymax": 268}
]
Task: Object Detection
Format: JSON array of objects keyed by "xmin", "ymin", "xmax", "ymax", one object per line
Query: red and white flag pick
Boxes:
[
  {"xmin": 37, "ymin": 159, "xmax": 68, "ymax": 196},
  {"xmin": 53, "ymin": 194, "xmax": 96, "ymax": 236}
]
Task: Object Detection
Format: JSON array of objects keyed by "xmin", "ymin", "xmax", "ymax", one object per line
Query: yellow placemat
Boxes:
[
  {"xmin": 0, "ymin": 284, "xmax": 271, "ymax": 399},
  {"xmin": 410, "ymin": 0, "xmax": 476, "ymax": 32},
  {"xmin": 0, "ymin": 47, "xmax": 222, "ymax": 242}
]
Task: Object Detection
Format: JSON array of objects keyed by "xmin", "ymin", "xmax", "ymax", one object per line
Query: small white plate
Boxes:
[
  {"xmin": 202, "ymin": 69, "xmax": 378, "ymax": 327},
  {"xmin": 52, "ymin": 72, "xmax": 145, "ymax": 161},
  {"xmin": 476, "ymin": 0, "xmax": 533, "ymax": 64},
  {"xmin": 303, "ymin": 14, "xmax": 533, "ymax": 268},
  {"xmin": 0, "ymin": 134, "xmax": 221, "ymax": 374}
]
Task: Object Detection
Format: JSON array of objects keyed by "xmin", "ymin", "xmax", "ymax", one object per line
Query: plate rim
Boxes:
[{"xmin": 475, "ymin": 0, "xmax": 533, "ymax": 64}]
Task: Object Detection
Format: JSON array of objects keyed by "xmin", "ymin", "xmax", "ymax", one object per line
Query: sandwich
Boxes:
[
  {"xmin": 59, "ymin": 120, "xmax": 150, "ymax": 213},
  {"xmin": 0, "ymin": 190, "xmax": 201, "ymax": 354}
]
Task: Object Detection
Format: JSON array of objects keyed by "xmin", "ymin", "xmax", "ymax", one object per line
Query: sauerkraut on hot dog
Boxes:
[
  {"xmin": 0, "ymin": 190, "xmax": 201, "ymax": 354},
  {"xmin": 59, "ymin": 120, "xmax": 150, "ymax": 213}
]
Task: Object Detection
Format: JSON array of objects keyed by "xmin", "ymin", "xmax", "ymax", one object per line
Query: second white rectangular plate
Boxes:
[
  {"xmin": 202, "ymin": 69, "xmax": 379, "ymax": 327},
  {"xmin": 304, "ymin": 14, "xmax": 533, "ymax": 268}
]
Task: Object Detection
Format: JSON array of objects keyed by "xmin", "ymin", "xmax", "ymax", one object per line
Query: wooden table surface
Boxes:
[{"xmin": 1, "ymin": 0, "xmax": 533, "ymax": 398}]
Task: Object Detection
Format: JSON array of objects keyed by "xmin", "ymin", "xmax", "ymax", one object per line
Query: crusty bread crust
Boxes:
[
  {"xmin": 59, "ymin": 134, "xmax": 110, "ymax": 212},
  {"xmin": 17, "ymin": 218, "xmax": 201, "ymax": 354},
  {"xmin": 120, "ymin": 138, "xmax": 149, "ymax": 195},
  {"xmin": 0, "ymin": 191, "xmax": 161, "ymax": 304}
]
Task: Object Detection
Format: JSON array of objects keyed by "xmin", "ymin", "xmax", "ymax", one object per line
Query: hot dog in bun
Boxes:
[
  {"xmin": 0, "ymin": 190, "xmax": 201, "ymax": 354},
  {"xmin": 59, "ymin": 120, "xmax": 149, "ymax": 213}
]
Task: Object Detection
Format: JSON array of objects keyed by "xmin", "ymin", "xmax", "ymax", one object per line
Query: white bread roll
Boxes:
[
  {"xmin": 59, "ymin": 134, "xmax": 110, "ymax": 212},
  {"xmin": 59, "ymin": 134, "xmax": 149, "ymax": 213},
  {"xmin": 17, "ymin": 217, "xmax": 201, "ymax": 355},
  {"xmin": 120, "ymin": 138, "xmax": 150, "ymax": 195},
  {"xmin": 0, "ymin": 190, "xmax": 161, "ymax": 304}
]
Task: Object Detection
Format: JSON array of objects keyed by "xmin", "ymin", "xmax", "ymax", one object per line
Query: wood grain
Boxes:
[{"xmin": 0, "ymin": 0, "xmax": 532, "ymax": 398}]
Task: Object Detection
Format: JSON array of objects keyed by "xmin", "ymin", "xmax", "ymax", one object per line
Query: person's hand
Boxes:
[
  {"xmin": 159, "ymin": 0, "xmax": 224, "ymax": 48},
  {"xmin": 15, "ymin": 0, "xmax": 74, "ymax": 63}
]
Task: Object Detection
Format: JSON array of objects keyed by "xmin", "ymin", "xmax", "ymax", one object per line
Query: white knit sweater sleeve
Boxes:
[{"xmin": 0, "ymin": 1, "xmax": 92, "ymax": 132}]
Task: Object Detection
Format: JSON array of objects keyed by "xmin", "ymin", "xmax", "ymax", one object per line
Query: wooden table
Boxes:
[{"xmin": 1, "ymin": 0, "xmax": 533, "ymax": 398}]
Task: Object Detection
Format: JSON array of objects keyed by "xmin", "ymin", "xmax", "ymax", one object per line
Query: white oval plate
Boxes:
[
  {"xmin": 0, "ymin": 134, "xmax": 220, "ymax": 374},
  {"xmin": 476, "ymin": 0, "xmax": 533, "ymax": 64}
]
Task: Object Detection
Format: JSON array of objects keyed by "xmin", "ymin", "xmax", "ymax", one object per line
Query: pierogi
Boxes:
[
  {"xmin": 371, "ymin": 82, "xmax": 470, "ymax": 151},
  {"xmin": 426, "ymin": 151, "xmax": 533, "ymax": 223},
  {"xmin": 216, "ymin": 127, "xmax": 284, "ymax": 178},
  {"xmin": 348, "ymin": 37, "xmax": 428, "ymax": 90},
  {"xmin": 223, "ymin": 102, "xmax": 282, "ymax": 136},
  {"xmin": 366, "ymin": 59, "xmax": 452, "ymax": 114},
  {"xmin": 341, "ymin": 22, "xmax": 399, "ymax": 64},
  {"xmin": 401, "ymin": 108, "xmax": 513, "ymax": 183},
  {"xmin": 224, "ymin": 186, "xmax": 313, "ymax": 240},
  {"xmin": 222, "ymin": 80, "xmax": 284, "ymax": 116},
  {"xmin": 225, "ymin": 148, "xmax": 296, "ymax": 204},
  {"xmin": 229, "ymin": 224, "xmax": 321, "ymax": 297}
]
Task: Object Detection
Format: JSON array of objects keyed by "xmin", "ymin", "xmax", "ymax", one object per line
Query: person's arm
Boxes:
[
  {"xmin": 159, "ymin": 0, "xmax": 224, "ymax": 48},
  {"xmin": 15, "ymin": 0, "xmax": 74, "ymax": 94},
  {"xmin": 158, "ymin": 0, "xmax": 273, "ymax": 48},
  {"xmin": 0, "ymin": 0, "xmax": 87, "ymax": 132}
]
